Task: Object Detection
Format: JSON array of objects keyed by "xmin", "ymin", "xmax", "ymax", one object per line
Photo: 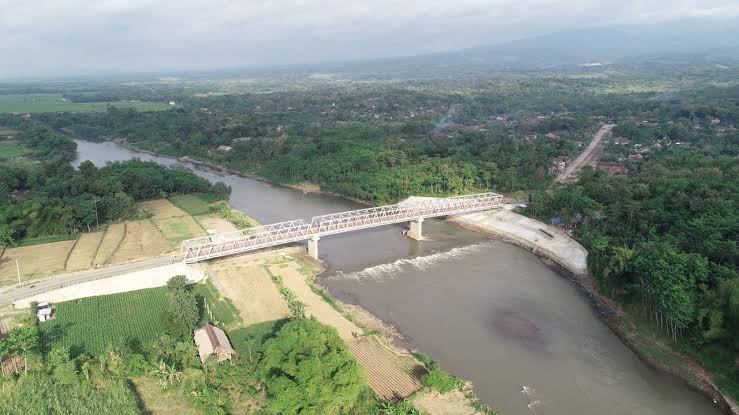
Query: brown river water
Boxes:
[{"xmin": 74, "ymin": 139, "xmax": 721, "ymax": 415}]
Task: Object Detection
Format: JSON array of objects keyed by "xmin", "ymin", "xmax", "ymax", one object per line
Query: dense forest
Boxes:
[
  {"xmin": 528, "ymin": 139, "xmax": 739, "ymax": 396},
  {"xmin": 0, "ymin": 123, "xmax": 230, "ymax": 246}
]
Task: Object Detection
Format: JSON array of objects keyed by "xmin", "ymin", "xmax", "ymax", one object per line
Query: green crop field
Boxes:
[
  {"xmin": 169, "ymin": 194, "xmax": 212, "ymax": 216},
  {"xmin": 40, "ymin": 287, "xmax": 170, "ymax": 355},
  {"xmin": 0, "ymin": 94, "xmax": 171, "ymax": 113}
]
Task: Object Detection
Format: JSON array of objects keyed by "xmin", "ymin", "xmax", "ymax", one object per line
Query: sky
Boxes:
[{"xmin": 1, "ymin": 0, "xmax": 739, "ymax": 78}]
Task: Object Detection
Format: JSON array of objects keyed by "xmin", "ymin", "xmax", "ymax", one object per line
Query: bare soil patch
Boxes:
[
  {"xmin": 207, "ymin": 258, "xmax": 290, "ymax": 325},
  {"xmin": 65, "ymin": 232, "xmax": 104, "ymax": 271},
  {"xmin": 269, "ymin": 262, "xmax": 361, "ymax": 339},
  {"xmin": 0, "ymin": 240, "xmax": 76, "ymax": 285},
  {"xmin": 131, "ymin": 376, "xmax": 199, "ymax": 415},
  {"xmin": 109, "ymin": 220, "xmax": 170, "ymax": 264},
  {"xmin": 347, "ymin": 336, "xmax": 425, "ymax": 401},
  {"xmin": 197, "ymin": 215, "xmax": 238, "ymax": 234},
  {"xmin": 413, "ymin": 389, "xmax": 482, "ymax": 415},
  {"xmin": 93, "ymin": 223, "xmax": 126, "ymax": 266}
]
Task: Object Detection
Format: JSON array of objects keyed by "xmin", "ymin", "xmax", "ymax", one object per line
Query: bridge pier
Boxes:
[
  {"xmin": 408, "ymin": 218, "xmax": 424, "ymax": 241},
  {"xmin": 308, "ymin": 235, "xmax": 320, "ymax": 260}
]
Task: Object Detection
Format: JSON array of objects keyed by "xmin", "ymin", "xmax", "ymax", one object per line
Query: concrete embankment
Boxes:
[
  {"xmin": 451, "ymin": 208, "xmax": 588, "ymax": 277},
  {"xmin": 13, "ymin": 262, "xmax": 204, "ymax": 308}
]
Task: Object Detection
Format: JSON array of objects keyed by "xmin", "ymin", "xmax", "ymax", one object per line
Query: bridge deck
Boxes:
[{"xmin": 181, "ymin": 192, "xmax": 503, "ymax": 262}]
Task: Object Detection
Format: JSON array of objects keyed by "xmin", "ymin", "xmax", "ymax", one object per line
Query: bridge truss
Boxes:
[{"xmin": 181, "ymin": 192, "xmax": 503, "ymax": 262}]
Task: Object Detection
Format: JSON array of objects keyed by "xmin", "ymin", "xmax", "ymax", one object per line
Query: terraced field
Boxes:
[
  {"xmin": 0, "ymin": 240, "xmax": 77, "ymax": 285},
  {"xmin": 347, "ymin": 336, "xmax": 425, "ymax": 401},
  {"xmin": 109, "ymin": 220, "xmax": 170, "ymax": 264},
  {"xmin": 65, "ymin": 232, "xmax": 105, "ymax": 271},
  {"xmin": 93, "ymin": 223, "xmax": 126, "ymax": 266},
  {"xmin": 155, "ymin": 216, "xmax": 205, "ymax": 246}
]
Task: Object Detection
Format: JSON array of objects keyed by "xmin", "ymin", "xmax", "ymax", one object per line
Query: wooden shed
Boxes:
[{"xmin": 194, "ymin": 324, "xmax": 235, "ymax": 363}]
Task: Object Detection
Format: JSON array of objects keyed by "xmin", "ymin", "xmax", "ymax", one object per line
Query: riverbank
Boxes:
[
  {"xmin": 109, "ymin": 139, "xmax": 375, "ymax": 207},
  {"xmin": 451, "ymin": 209, "xmax": 736, "ymax": 415}
]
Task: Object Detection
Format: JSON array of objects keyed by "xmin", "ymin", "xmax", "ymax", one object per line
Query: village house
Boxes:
[
  {"xmin": 550, "ymin": 156, "xmax": 570, "ymax": 174},
  {"xmin": 597, "ymin": 162, "xmax": 628, "ymax": 175},
  {"xmin": 194, "ymin": 324, "xmax": 235, "ymax": 363},
  {"xmin": 546, "ymin": 132, "xmax": 560, "ymax": 140},
  {"xmin": 612, "ymin": 136, "xmax": 630, "ymax": 145},
  {"xmin": 216, "ymin": 145, "xmax": 232, "ymax": 152}
]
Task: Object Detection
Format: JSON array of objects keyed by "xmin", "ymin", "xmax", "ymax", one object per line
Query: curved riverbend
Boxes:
[{"xmin": 74, "ymin": 139, "xmax": 721, "ymax": 415}]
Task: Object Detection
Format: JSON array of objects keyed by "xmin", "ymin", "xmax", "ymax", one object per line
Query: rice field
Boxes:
[
  {"xmin": 138, "ymin": 199, "xmax": 188, "ymax": 220},
  {"xmin": 40, "ymin": 287, "xmax": 170, "ymax": 355},
  {"xmin": 65, "ymin": 232, "xmax": 105, "ymax": 271},
  {"xmin": 155, "ymin": 216, "xmax": 206, "ymax": 246},
  {"xmin": 0, "ymin": 240, "xmax": 77, "ymax": 285},
  {"xmin": 93, "ymin": 223, "xmax": 127, "ymax": 266},
  {"xmin": 109, "ymin": 220, "xmax": 171, "ymax": 264},
  {"xmin": 0, "ymin": 94, "xmax": 171, "ymax": 113}
]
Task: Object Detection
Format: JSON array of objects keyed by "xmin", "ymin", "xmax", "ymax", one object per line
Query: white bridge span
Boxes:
[{"xmin": 181, "ymin": 192, "xmax": 504, "ymax": 263}]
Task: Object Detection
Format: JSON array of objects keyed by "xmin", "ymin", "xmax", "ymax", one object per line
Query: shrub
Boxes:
[
  {"xmin": 422, "ymin": 367, "xmax": 463, "ymax": 393},
  {"xmin": 260, "ymin": 319, "xmax": 367, "ymax": 414}
]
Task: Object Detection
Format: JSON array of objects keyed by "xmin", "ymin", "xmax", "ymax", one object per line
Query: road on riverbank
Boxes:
[
  {"xmin": 0, "ymin": 255, "xmax": 177, "ymax": 305},
  {"xmin": 556, "ymin": 123, "xmax": 615, "ymax": 183}
]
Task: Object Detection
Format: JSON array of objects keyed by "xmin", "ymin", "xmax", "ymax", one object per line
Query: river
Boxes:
[{"xmin": 74, "ymin": 139, "xmax": 721, "ymax": 415}]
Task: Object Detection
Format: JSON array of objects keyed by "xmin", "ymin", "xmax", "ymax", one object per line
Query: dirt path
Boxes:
[
  {"xmin": 556, "ymin": 123, "xmax": 615, "ymax": 183},
  {"xmin": 269, "ymin": 261, "xmax": 361, "ymax": 339}
]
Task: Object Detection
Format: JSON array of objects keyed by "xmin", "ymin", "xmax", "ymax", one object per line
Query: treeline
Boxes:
[
  {"xmin": 0, "ymin": 126, "xmax": 230, "ymax": 245},
  {"xmin": 527, "ymin": 148, "xmax": 739, "ymax": 396}
]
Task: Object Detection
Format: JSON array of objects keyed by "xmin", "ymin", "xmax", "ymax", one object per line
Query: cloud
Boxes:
[{"xmin": 0, "ymin": 0, "xmax": 738, "ymax": 78}]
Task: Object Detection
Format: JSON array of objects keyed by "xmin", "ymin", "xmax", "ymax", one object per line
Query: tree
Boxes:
[
  {"xmin": 165, "ymin": 275, "xmax": 199, "ymax": 330},
  {"xmin": 260, "ymin": 319, "xmax": 366, "ymax": 415}
]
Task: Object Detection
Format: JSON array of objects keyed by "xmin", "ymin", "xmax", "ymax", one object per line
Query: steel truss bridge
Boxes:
[{"xmin": 181, "ymin": 192, "xmax": 504, "ymax": 263}]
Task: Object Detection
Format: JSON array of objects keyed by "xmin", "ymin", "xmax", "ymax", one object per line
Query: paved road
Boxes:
[
  {"xmin": 0, "ymin": 255, "xmax": 178, "ymax": 305},
  {"xmin": 556, "ymin": 123, "xmax": 615, "ymax": 183}
]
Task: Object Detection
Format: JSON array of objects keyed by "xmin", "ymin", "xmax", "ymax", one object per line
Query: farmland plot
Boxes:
[
  {"xmin": 138, "ymin": 199, "xmax": 188, "ymax": 220},
  {"xmin": 109, "ymin": 220, "xmax": 170, "ymax": 264},
  {"xmin": 40, "ymin": 287, "xmax": 170, "ymax": 355},
  {"xmin": 347, "ymin": 336, "xmax": 425, "ymax": 401},
  {"xmin": 93, "ymin": 223, "xmax": 126, "ymax": 266},
  {"xmin": 0, "ymin": 240, "xmax": 76, "ymax": 286},
  {"xmin": 65, "ymin": 231, "xmax": 104, "ymax": 271},
  {"xmin": 155, "ymin": 216, "xmax": 206, "ymax": 246}
]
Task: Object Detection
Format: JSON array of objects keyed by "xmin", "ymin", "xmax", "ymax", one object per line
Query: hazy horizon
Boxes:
[{"xmin": 2, "ymin": 0, "xmax": 739, "ymax": 79}]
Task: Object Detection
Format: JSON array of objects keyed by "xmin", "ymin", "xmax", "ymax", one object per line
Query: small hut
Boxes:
[{"xmin": 194, "ymin": 324, "xmax": 235, "ymax": 363}]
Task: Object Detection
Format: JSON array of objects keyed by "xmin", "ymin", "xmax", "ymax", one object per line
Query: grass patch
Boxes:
[
  {"xmin": 40, "ymin": 287, "xmax": 170, "ymax": 356},
  {"xmin": 13, "ymin": 234, "xmax": 76, "ymax": 247},
  {"xmin": 169, "ymin": 194, "xmax": 211, "ymax": 216},
  {"xmin": 193, "ymin": 278, "xmax": 242, "ymax": 327},
  {"xmin": 621, "ymin": 307, "xmax": 700, "ymax": 385},
  {"xmin": 0, "ymin": 94, "xmax": 171, "ymax": 113},
  {"xmin": 0, "ymin": 142, "xmax": 29, "ymax": 160},
  {"xmin": 413, "ymin": 352, "xmax": 464, "ymax": 393}
]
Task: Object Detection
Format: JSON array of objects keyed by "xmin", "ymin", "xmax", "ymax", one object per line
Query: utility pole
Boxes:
[
  {"xmin": 15, "ymin": 258, "xmax": 21, "ymax": 285},
  {"xmin": 93, "ymin": 198, "xmax": 99, "ymax": 229}
]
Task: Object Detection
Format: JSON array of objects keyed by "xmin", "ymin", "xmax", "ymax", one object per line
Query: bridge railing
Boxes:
[
  {"xmin": 181, "ymin": 192, "xmax": 503, "ymax": 262},
  {"xmin": 308, "ymin": 192, "xmax": 503, "ymax": 236}
]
